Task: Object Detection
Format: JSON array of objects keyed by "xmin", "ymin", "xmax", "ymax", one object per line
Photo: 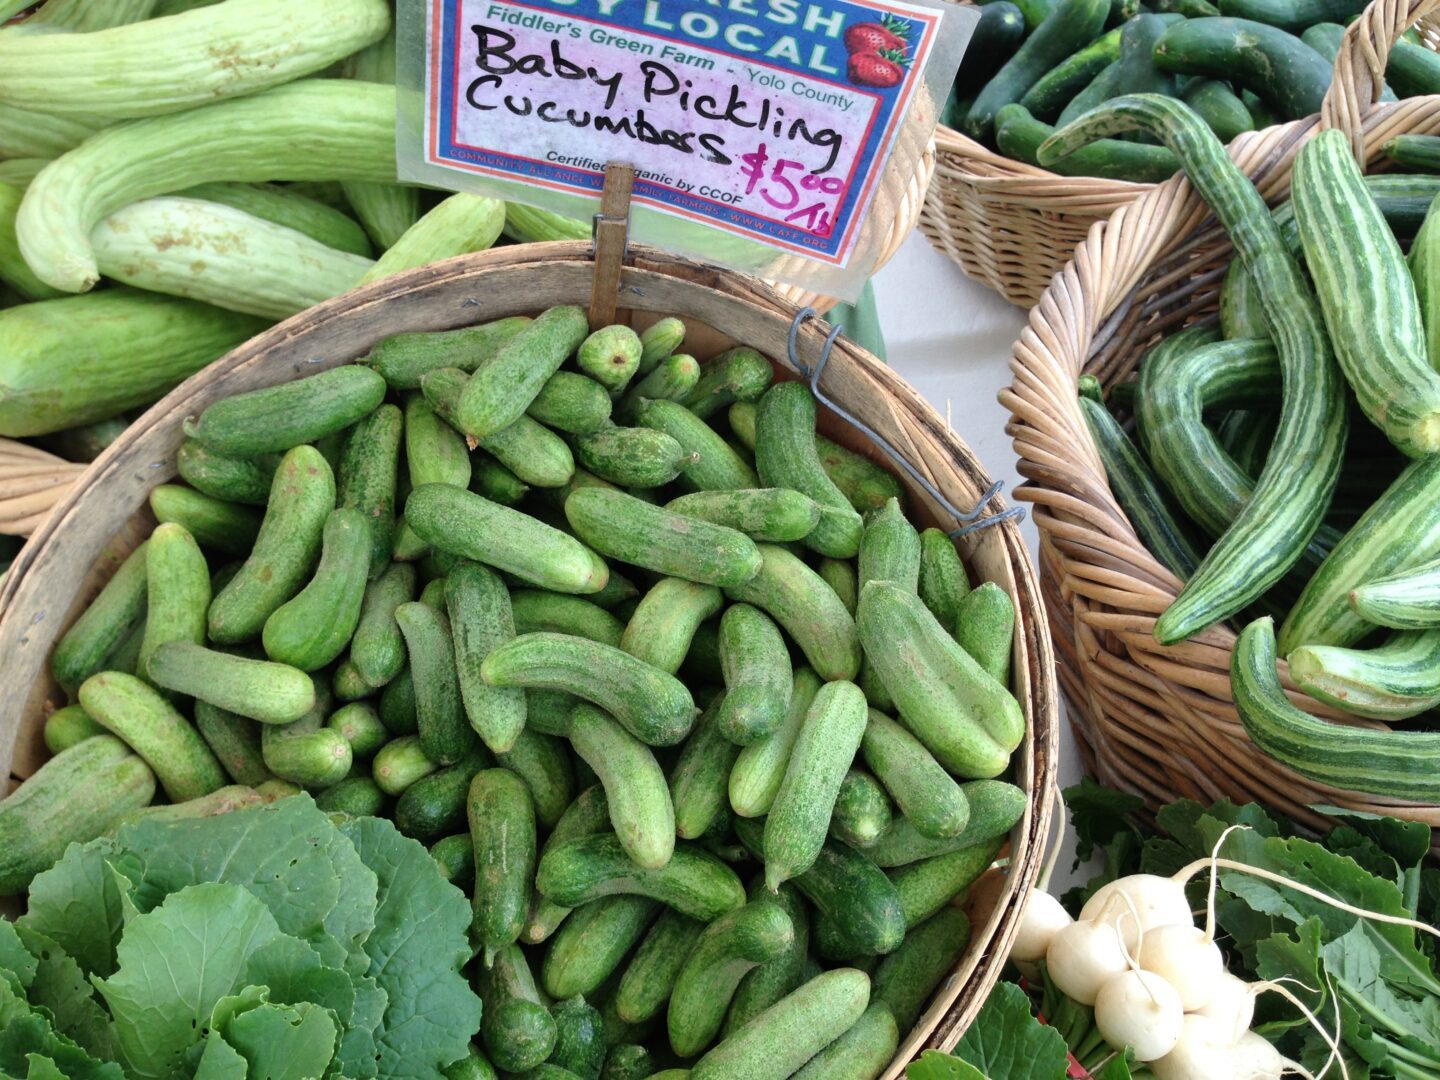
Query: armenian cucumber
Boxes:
[
  {"xmin": 620, "ymin": 578, "xmax": 724, "ymax": 675},
  {"xmin": 1351, "ymin": 556, "xmax": 1440, "ymax": 628},
  {"xmin": 536, "ymin": 834, "xmax": 746, "ymax": 921},
  {"xmin": 754, "ymin": 382, "xmax": 862, "ymax": 558},
  {"xmin": 995, "ymin": 104, "xmax": 1181, "ymax": 183},
  {"xmin": 1288, "ymin": 630, "xmax": 1440, "ymax": 721},
  {"xmin": 569, "ymin": 703, "xmax": 675, "ymax": 869}
]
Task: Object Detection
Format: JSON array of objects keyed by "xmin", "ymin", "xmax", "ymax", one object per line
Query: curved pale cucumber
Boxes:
[
  {"xmin": 43, "ymin": 703, "xmax": 107, "ymax": 754},
  {"xmin": 717, "ymin": 603, "xmax": 792, "ymax": 745},
  {"xmin": 867, "ymin": 780, "xmax": 1026, "ymax": 867},
  {"xmin": 1351, "ymin": 557, "xmax": 1440, "ymax": 628},
  {"xmin": 861, "ymin": 710, "xmax": 969, "ymax": 840},
  {"xmin": 725, "ymin": 545, "xmax": 860, "ymax": 682},
  {"xmin": 137, "ymin": 523, "xmax": 210, "ymax": 682},
  {"xmin": 536, "ymin": 834, "xmax": 747, "ymax": 920},
  {"xmin": 790, "ymin": 1001, "xmax": 898, "ymax": 1080},
  {"xmin": 145, "ymin": 641, "xmax": 315, "ymax": 724},
  {"xmin": 1288, "ymin": 631, "xmax": 1440, "ymax": 721},
  {"xmin": 447, "ymin": 562, "xmax": 527, "ymax": 752},
  {"xmin": 542, "ymin": 895, "xmax": 659, "ymax": 1000},
  {"xmin": 351, "ymin": 562, "xmax": 416, "ymax": 688},
  {"xmin": 456, "ymin": 305, "xmax": 589, "ymax": 437},
  {"xmin": 754, "ymin": 382, "xmax": 862, "ymax": 558},
  {"xmin": 262, "ymin": 507, "xmax": 370, "ymax": 671},
  {"xmin": 636, "ymin": 398, "xmax": 758, "ymax": 492},
  {"xmin": 620, "ymin": 578, "xmax": 724, "ymax": 674},
  {"xmin": 729, "ymin": 667, "xmax": 822, "ymax": 818},
  {"xmin": 664, "ymin": 488, "xmax": 821, "ymax": 543},
  {"xmin": 569, "ymin": 703, "xmax": 675, "ymax": 869},
  {"xmin": 872, "ymin": 907, "xmax": 971, "ymax": 1031}
]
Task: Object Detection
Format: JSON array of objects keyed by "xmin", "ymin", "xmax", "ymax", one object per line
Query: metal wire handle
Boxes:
[{"xmin": 786, "ymin": 308, "xmax": 1025, "ymax": 539}]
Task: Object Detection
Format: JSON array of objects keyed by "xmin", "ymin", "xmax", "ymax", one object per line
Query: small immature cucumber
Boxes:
[
  {"xmin": 617, "ymin": 908, "xmax": 707, "ymax": 1023},
  {"xmin": 498, "ymin": 727, "xmax": 577, "ymax": 829},
  {"xmin": 176, "ymin": 438, "xmax": 277, "ymax": 506},
  {"xmin": 858, "ymin": 498, "xmax": 920, "ymax": 594},
  {"xmin": 529, "ymin": 371, "xmax": 614, "ymax": 435},
  {"xmin": 43, "ymin": 703, "xmax": 106, "ymax": 753},
  {"xmin": 754, "ymin": 383, "xmax": 862, "ymax": 558},
  {"xmin": 549, "ymin": 996, "xmax": 607, "ymax": 1080},
  {"xmin": 208, "ymin": 445, "xmax": 335, "ymax": 644},
  {"xmin": 729, "ymin": 667, "xmax": 822, "ymax": 818},
  {"xmin": 716, "ymin": 603, "xmax": 792, "ymax": 745},
  {"xmin": 952, "ymin": 582, "xmax": 1015, "ymax": 686},
  {"xmin": 407, "ymin": 484, "xmax": 609, "ymax": 595},
  {"xmin": 681, "ymin": 347, "xmax": 774, "ymax": 420},
  {"xmin": 138, "ymin": 523, "xmax": 210, "ymax": 683},
  {"xmin": 790, "ymin": 1001, "xmax": 898, "ymax": 1080},
  {"xmin": 262, "ymin": 507, "xmax": 371, "ymax": 671},
  {"xmin": 472, "ymin": 452, "xmax": 531, "ymax": 506},
  {"xmin": 635, "ymin": 398, "xmax": 758, "ymax": 491},
  {"xmin": 890, "ymin": 836, "xmax": 1004, "ymax": 928},
  {"xmin": 579, "ymin": 325, "xmax": 643, "ymax": 392},
  {"xmin": 513, "ymin": 591, "xmax": 625, "ymax": 648},
  {"xmin": 424, "ymin": 367, "xmax": 577, "ymax": 488},
  {"xmin": 373, "ymin": 733, "xmax": 439, "ymax": 795},
  {"xmin": 670, "ymin": 694, "xmax": 743, "ymax": 840},
  {"xmin": 443, "ymin": 1047, "xmax": 499, "ymax": 1080},
  {"xmin": 573, "ymin": 424, "xmax": 696, "ymax": 488},
  {"xmin": 829, "ymin": 770, "xmax": 893, "ymax": 849},
  {"xmin": 819, "ymin": 558, "xmax": 858, "ymax": 615},
  {"xmin": 338, "ymin": 403, "xmax": 402, "ymax": 575},
  {"xmin": 146, "ymin": 641, "xmax": 315, "ymax": 724},
  {"xmin": 872, "ymin": 907, "xmax": 971, "ymax": 1031},
  {"xmin": 569, "ymin": 703, "xmax": 675, "ymax": 869},
  {"xmin": 195, "ymin": 701, "xmax": 270, "ymax": 786},
  {"xmin": 363, "ymin": 316, "xmax": 532, "ymax": 389},
  {"xmin": 457, "ymin": 305, "xmax": 590, "ymax": 438},
  {"xmin": 185, "ymin": 365, "xmax": 388, "ymax": 456},
  {"xmin": 526, "ymin": 784, "xmax": 614, "ymax": 944},
  {"xmin": 868, "ymin": 780, "xmax": 1026, "ymax": 867},
  {"xmin": 406, "ymin": 394, "xmax": 471, "ymax": 490},
  {"xmin": 52, "ymin": 540, "xmax": 148, "ymax": 692},
  {"xmin": 481, "ymin": 944, "xmax": 558, "ymax": 1073},
  {"xmin": 447, "ymin": 561, "xmax": 527, "ymax": 753},
  {"xmin": 395, "ymin": 744, "xmax": 492, "ymax": 839},
  {"xmin": 483, "ymin": 632, "xmax": 696, "ymax": 747},
  {"xmin": 536, "ymin": 834, "xmax": 747, "ymax": 920},
  {"xmin": 688, "ymin": 969, "xmax": 871, "ymax": 1080},
  {"xmin": 315, "ymin": 774, "xmax": 386, "ymax": 817},
  {"xmin": 149, "ymin": 485, "xmax": 263, "ymax": 556},
  {"xmin": 543, "ymin": 895, "xmax": 661, "ymax": 999},
  {"xmin": 351, "ymin": 562, "xmax": 416, "ymax": 688},
  {"xmin": 762, "ymin": 680, "xmax": 868, "ymax": 888},
  {"xmin": 0, "ymin": 735, "xmax": 156, "ymax": 894},
  {"xmin": 725, "ymin": 545, "xmax": 861, "ymax": 682},
  {"xmin": 616, "ymin": 353, "xmax": 701, "ymax": 422},
  {"xmin": 638, "ymin": 317, "xmax": 686, "ymax": 375},
  {"xmin": 862, "ymin": 710, "xmax": 969, "ymax": 841},
  {"xmin": 432, "ymin": 833, "xmax": 476, "ymax": 883},
  {"xmin": 565, "ymin": 487, "xmax": 761, "ymax": 589},
  {"xmin": 725, "ymin": 881, "xmax": 809, "ymax": 1034},
  {"xmin": 620, "ymin": 578, "xmax": 724, "ymax": 674},
  {"xmin": 470, "ymin": 768, "xmax": 538, "ymax": 960},
  {"xmin": 668, "ymin": 902, "xmax": 795, "ymax": 1057},
  {"xmin": 664, "ymin": 489, "xmax": 820, "ymax": 543},
  {"xmin": 79, "ymin": 671, "xmax": 226, "ymax": 801},
  {"xmin": 858, "ymin": 582, "xmax": 1022, "ymax": 778}
]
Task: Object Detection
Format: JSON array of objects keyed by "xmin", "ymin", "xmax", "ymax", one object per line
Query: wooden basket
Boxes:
[
  {"xmin": 918, "ymin": 0, "xmax": 1440, "ymax": 308},
  {"xmin": 1003, "ymin": 0, "xmax": 1440, "ymax": 838},
  {"xmin": 0, "ymin": 242, "xmax": 1058, "ymax": 1070}
]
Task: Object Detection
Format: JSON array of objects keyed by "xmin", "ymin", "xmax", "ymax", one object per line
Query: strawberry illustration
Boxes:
[
  {"xmin": 847, "ymin": 48, "xmax": 907, "ymax": 89},
  {"xmin": 844, "ymin": 16, "xmax": 909, "ymax": 54}
]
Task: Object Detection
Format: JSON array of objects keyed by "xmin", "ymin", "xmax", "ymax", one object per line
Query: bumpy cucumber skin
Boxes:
[
  {"xmin": 364, "ymin": 316, "xmax": 531, "ymax": 389},
  {"xmin": 536, "ymin": 834, "xmax": 746, "ymax": 921},
  {"xmin": 549, "ymin": 995, "xmax": 607, "ymax": 1080},
  {"xmin": 873, "ymin": 906, "xmax": 971, "ymax": 1032},
  {"xmin": 616, "ymin": 908, "xmax": 707, "ymax": 1024},
  {"xmin": 42, "ymin": 703, "xmax": 107, "ymax": 754},
  {"xmin": 542, "ymin": 894, "xmax": 660, "ymax": 1000},
  {"xmin": 79, "ymin": 670, "xmax": 226, "ymax": 801},
  {"xmin": 620, "ymin": 577, "xmax": 724, "ymax": 675},
  {"xmin": 446, "ymin": 561, "xmax": 527, "ymax": 753},
  {"xmin": 315, "ymin": 775, "xmax": 386, "ymax": 816},
  {"xmin": 861, "ymin": 710, "xmax": 970, "ymax": 841},
  {"xmin": 636, "ymin": 398, "xmax": 758, "ymax": 492},
  {"xmin": 457, "ymin": 305, "xmax": 590, "ymax": 438},
  {"xmin": 569, "ymin": 703, "xmax": 675, "ymax": 869},
  {"xmin": 53, "ymin": 540, "xmax": 148, "ymax": 692},
  {"xmin": 145, "ymin": 641, "xmax": 315, "ymax": 724},
  {"xmin": 351, "ymin": 562, "xmax": 416, "ymax": 688},
  {"xmin": 150, "ymin": 486, "xmax": 263, "ymax": 557},
  {"xmin": 681, "ymin": 347, "xmax": 774, "ymax": 420},
  {"xmin": 393, "ymin": 601, "xmax": 475, "ymax": 766},
  {"xmin": 670, "ymin": 693, "xmax": 742, "ymax": 840},
  {"xmin": 0, "ymin": 735, "xmax": 156, "ymax": 894},
  {"xmin": 858, "ymin": 582, "xmax": 1022, "ymax": 778},
  {"xmin": 407, "ymin": 483, "xmax": 609, "ymax": 595},
  {"xmin": 512, "ymin": 591, "xmax": 625, "ymax": 648},
  {"xmin": 579, "ymin": 324, "xmax": 643, "ymax": 392},
  {"xmin": 394, "ymin": 744, "xmax": 491, "ymax": 840},
  {"xmin": 406, "ymin": 393, "xmax": 472, "ymax": 490},
  {"xmin": 338, "ymin": 402, "xmax": 402, "ymax": 576},
  {"xmin": 716, "ymin": 603, "xmax": 792, "ymax": 746},
  {"xmin": 441, "ymin": 1046, "xmax": 499, "ymax": 1080},
  {"xmin": 762, "ymin": 680, "xmax": 869, "ymax": 889},
  {"xmin": 667, "ymin": 901, "xmax": 795, "ymax": 1057},
  {"xmin": 729, "ymin": 666, "xmax": 822, "ymax": 818},
  {"xmin": 208, "ymin": 445, "xmax": 335, "ymax": 644},
  {"xmin": 529, "ymin": 371, "xmax": 614, "ymax": 434},
  {"xmin": 482, "ymin": 632, "xmax": 697, "ymax": 748},
  {"xmin": 497, "ymin": 727, "xmax": 576, "ymax": 829},
  {"xmin": 725, "ymin": 880, "xmax": 810, "ymax": 1035},
  {"xmin": 565, "ymin": 487, "xmax": 761, "ymax": 589},
  {"xmin": 688, "ymin": 969, "xmax": 871, "ymax": 1080},
  {"xmin": 372, "ymin": 733, "xmax": 438, "ymax": 795},
  {"xmin": 790, "ymin": 1001, "xmax": 898, "ymax": 1080},
  {"xmin": 525, "ymin": 784, "xmax": 613, "ymax": 944},
  {"xmin": 754, "ymin": 383, "xmax": 862, "ymax": 558},
  {"xmin": 261, "ymin": 507, "xmax": 370, "ymax": 671},
  {"xmin": 137, "ymin": 523, "xmax": 210, "ymax": 685},
  {"xmin": 891, "ymin": 837, "xmax": 1004, "ymax": 928},
  {"xmin": 573, "ymin": 424, "xmax": 695, "ymax": 489},
  {"xmin": 195, "ymin": 701, "xmax": 271, "ymax": 786},
  {"xmin": 858, "ymin": 498, "xmax": 920, "ymax": 594},
  {"xmin": 482, "ymin": 945, "xmax": 558, "ymax": 1072},
  {"xmin": 953, "ymin": 581, "xmax": 1015, "ymax": 686},
  {"xmin": 470, "ymin": 768, "xmax": 538, "ymax": 960},
  {"xmin": 176, "ymin": 438, "xmax": 277, "ymax": 506},
  {"xmin": 664, "ymin": 488, "xmax": 820, "ymax": 543},
  {"xmin": 818, "ymin": 558, "xmax": 858, "ymax": 616},
  {"xmin": 829, "ymin": 769, "xmax": 893, "ymax": 849},
  {"xmin": 326, "ymin": 701, "xmax": 388, "ymax": 755},
  {"xmin": 867, "ymin": 780, "xmax": 1026, "ymax": 867},
  {"xmin": 638, "ymin": 317, "xmax": 686, "ymax": 375},
  {"xmin": 726, "ymin": 545, "xmax": 861, "ymax": 682},
  {"xmin": 617, "ymin": 353, "xmax": 700, "ymax": 421},
  {"xmin": 186, "ymin": 365, "xmax": 388, "ymax": 456}
]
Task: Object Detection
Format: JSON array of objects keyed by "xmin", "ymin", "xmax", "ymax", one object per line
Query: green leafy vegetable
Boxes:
[{"xmin": 907, "ymin": 983, "xmax": 1069, "ymax": 1080}]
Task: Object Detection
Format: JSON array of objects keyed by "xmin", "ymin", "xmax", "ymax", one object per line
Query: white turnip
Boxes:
[
  {"xmin": 1045, "ymin": 918, "xmax": 1131, "ymax": 1005},
  {"xmin": 1136, "ymin": 922, "xmax": 1225, "ymax": 1011},
  {"xmin": 1012, "ymin": 889, "xmax": 1072, "ymax": 963},
  {"xmin": 1093, "ymin": 968, "xmax": 1185, "ymax": 1061}
]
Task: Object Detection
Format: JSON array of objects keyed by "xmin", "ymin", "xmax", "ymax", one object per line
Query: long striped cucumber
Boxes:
[
  {"xmin": 1351, "ymin": 557, "xmax": 1440, "ymax": 629},
  {"xmin": 1411, "ymin": 191, "xmax": 1440, "ymax": 372},
  {"xmin": 1293, "ymin": 130, "xmax": 1440, "ymax": 458},
  {"xmin": 1041, "ymin": 94, "xmax": 1347, "ymax": 645},
  {"xmin": 1279, "ymin": 456, "xmax": 1440, "ymax": 651},
  {"xmin": 1288, "ymin": 631, "xmax": 1440, "ymax": 721},
  {"xmin": 729, "ymin": 667, "xmax": 823, "ymax": 818},
  {"xmin": 1232, "ymin": 618, "xmax": 1440, "ymax": 801},
  {"xmin": 569, "ymin": 703, "xmax": 675, "ymax": 869}
]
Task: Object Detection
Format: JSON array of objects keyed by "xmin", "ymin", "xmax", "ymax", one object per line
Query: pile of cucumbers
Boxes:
[
  {"xmin": 951, "ymin": 0, "xmax": 1440, "ymax": 181},
  {"xmin": 3, "ymin": 308, "xmax": 1030, "ymax": 1080},
  {"xmin": 1046, "ymin": 92, "xmax": 1440, "ymax": 805}
]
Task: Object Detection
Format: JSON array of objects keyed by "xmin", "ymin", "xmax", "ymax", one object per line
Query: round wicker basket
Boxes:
[
  {"xmin": 919, "ymin": 0, "xmax": 1440, "ymax": 307},
  {"xmin": 0, "ymin": 241, "xmax": 1058, "ymax": 1070},
  {"xmin": 1004, "ymin": 0, "xmax": 1440, "ymax": 838}
]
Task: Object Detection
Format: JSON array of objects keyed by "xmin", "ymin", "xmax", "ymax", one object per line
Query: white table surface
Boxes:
[{"xmin": 871, "ymin": 232, "xmax": 1084, "ymax": 889}]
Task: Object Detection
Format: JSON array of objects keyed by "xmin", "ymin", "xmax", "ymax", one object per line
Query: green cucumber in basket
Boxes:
[
  {"xmin": 529, "ymin": 371, "xmax": 614, "ymax": 435},
  {"xmin": 52, "ymin": 540, "xmax": 149, "ymax": 693},
  {"xmin": 262, "ymin": 507, "xmax": 371, "ymax": 672},
  {"xmin": 511, "ymin": 591, "xmax": 625, "ymax": 647},
  {"xmin": 861, "ymin": 710, "xmax": 970, "ymax": 841},
  {"xmin": 1019, "ymin": 24, "xmax": 1125, "ymax": 120},
  {"xmin": 995, "ymin": 105, "xmax": 1181, "ymax": 183},
  {"xmin": 1152, "ymin": 18, "xmax": 1333, "ymax": 120},
  {"xmin": 481, "ymin": 944, "xmax": 557, "ymax": 1073},
  {"xmin": 872, "ymin": 906, "xmax": 971, "ymax": 1032},
  {"xmin": 789, "ymin": 1001, "xmax": 899, "ymax": 1080},
  {"xmin": 681, "ymin": 347, "xmax": 774, "ymax": 420},
  {"xmin": 145, "ymin": 641, "xmax": 315, "ymax": 724},
  {"xmin": 671, "ymin": 694, "xmax": 743, "ymax": 841},
  {"xmin": 149, "ymin": 485, "xmax": 262, "ymax": 557},
  {"xmin": 716, "ymin": 603, "xmax": 793, "ymax": 745},
  {"xmin": 890, "ymin": 836, "xmax": 1004, "ymax": 928},
  {"xmin": 1041, "ymin": 93, "xmax": 1347, "ymax": 645},
  {"xmin": 456, "ymin": 304, "xmax": 590, "ymax": 438},
  {"xmin": 447, "ymin": 561, "xmax": 528, "ymax": 753},
  {"xmin": 363, "ymin": 316, "xmax": 531, "ymax": 389},
  {"xmin": 395, "ymin": 601, "xmax": 475, "ymax": 766},
  {"xmin": 663, "ymin": 488, "xmax": 821, "ymax": 544},
  {"xmin": 729, "ymin": 666, "xmax": 823, "ymax": 819},
  {"xmin": 1384, "ymin": 38, "xmax": 1440, "ymax": 99},
  {"xmin": 828, "ymin": 769, "xmax": 893, "ymax": 849},
  {"xmin": 186, "ymin": 366, "xmax": 387, "ymax": 457},
  {"xmin": 175, "ymin": 439, "xmax": 277, "ymax": 507},
  {"xmin": 956, "ymin": 2, "xmax": 1028, "ymax": 96},
  {"xmin": 1351, "ymin": 556, "xmax": 1440, "ymax": 628},
  {"xmin": 338, "ymin": 403, "xmax": 402, "ymax": 576},
  {"xmin": 635, "ymin": 397, "xmax": 758, "ymax": 492},
  {"xmin": 536, "ymin": 834, "xmax": 746, "ymax": 921},
  {"xmin": 573, "ymin": 423, "xmax": 695, "ymax": 489},
  {"xmin": 1057, "ymin": 14, "xmax": 1178, "ymax": 129},
  {"xmin": 617, "ymin": 352, "xmax": 701, "ymax": 422},
  {"xmin": 43, "ymin": 703, "xmax": 106, "ymax": 755},
  {"xmin": 525, "ymin": 784, "xmax": 613, "ymax": 945},
  {"xmin": 497, "ymin": 727, "xmax": 576, "ymax": 830},
  {"xmin": 1180, "ymin": 78, "xmax": 1257, "ymax": 142},
  {"xmin": 350, "ymin": 562, "xmax": 416, "ymax": 689},
  {"xmin": 1288, "ymin": 630, "xmax": 1440, "ymax": 721},
  {"xmin": 966, "ymin": 0, "xmax": 1110, "ymax": 142},
  {"xmin": 1233, "ymin": 617, "xmax": 1440, "ymax": 801},
  {"xmin": 1216, "ymin": 0, "xmax": 1367, "ymax": 33},
  {"xmin": 725, "ymin": 545, "xmax": 861, "ymax": 682}
]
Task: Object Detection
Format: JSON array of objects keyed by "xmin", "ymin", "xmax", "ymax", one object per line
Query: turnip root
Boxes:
[
  {"xmin": 1194, "ymin": 971, "xmax": 1255, "ymax": 1042},
  {"xmin": 1046, "ymin": 918, "xmax": 1130, "ymax": 1005},
  {"xmin": 1093, "ymin": 968, "xmax": 1185, "ymax": 1061},
  {"xmin": 1012, "ymin": 889, "xmax": 1071, "ymax": 963},
  {"xmin": 1137, "ymin": 923, "xmax": 1225, "ymax": 1011},
  {"xmin": 1150, "ymin": 1015, "xmax": 1240, "ymax": 1080},
  {"xmin": 1080, "ymin": 874, "xmax": 1193, "ymax": 949}
]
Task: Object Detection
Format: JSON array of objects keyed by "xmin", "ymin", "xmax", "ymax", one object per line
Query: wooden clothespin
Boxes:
[{"xmin": 589, "ymin": 161, "xmax": 635, "ymax": 330}]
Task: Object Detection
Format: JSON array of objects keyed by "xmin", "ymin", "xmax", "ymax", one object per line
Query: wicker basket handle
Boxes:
[{"xmin": 1320, "ymin": 0, "xmax": 1440, "ymax": 156}]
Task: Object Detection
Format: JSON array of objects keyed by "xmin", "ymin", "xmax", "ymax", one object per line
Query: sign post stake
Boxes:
[{"xmin": 588, "ymin": 161, "xmax": 635, "ymax": 331}]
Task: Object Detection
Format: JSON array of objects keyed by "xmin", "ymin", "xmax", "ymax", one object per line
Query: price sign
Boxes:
[{"xmin": 399, "ymin": 0, "xmax": 970, "ymax": 295}]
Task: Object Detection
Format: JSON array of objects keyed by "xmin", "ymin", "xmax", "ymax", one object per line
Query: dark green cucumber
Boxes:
[
  {"xmin": 315, "ymin": 774, "xmax": 386, "ymax": 817},
  {"xmin": 195, "ymin": 701, "xmax": 271, "ymax": 786},
  {"xmin": 599, "ymin": 1045, "xmax": 653, "ymax": 1079},
  {"xmin": 512, "ymin": 591, "xmax": 625, "ymax": 648},
  {"xmin": 52, "ymin": 541, "xmax": 149, "ymax": 691},
  {"xmin": 176, "ymin": 439, "xmax": 277, "ymax": 506},
  {"xmin": 1152, "ymin": 18, "xmax": 1332, "ymax": 119},
  {"xmin": 536, "ymin": 834, "xmax": 747, "ymax": 921},
  {"xmin": 725, "ymin": 881, "xmax": 809, "ymax": 1035},
  {"xmin": 616, "ymin": 908, "xmax": 707, "ymax": 1024},
  {"xmin": 872, "ymin": 907, "xmax": 971, "ymax": 1031},
  {"xmin": 549, "ymin": 996, "xmax": 607, "ymax": 1080},
  {"xmin": 395, "ymin": 601, "xmax": 475, "ymax": 765},
  {"xmin": 620, "ymin": 577, "xmax": 724, "ymax": 675},
  {"xmin": 1218, "ymin": 0, "xmax": 1367, "ymax": 32},
  {"xmin": 1298, "ymin": 25, "xmax": 1397, "ymax": 101},
  {"xmin": 447, "ymin": 561, "xmax": 527, "ymax": 753},
  {"xmin": 395, "ymin": 744, "xmax": 491, "ymax": 840},
  {"xmin": 828, "ymin": 769, "xmax": 893, "ymax": 849},
  {"xmin": 1384, "ymin": 134, "xmax": 1440, "ymax": 172},
  {"xmin": 149, "ymin": 485, "xmax": 262, "ymax": 557},
  {"xmin": 1042, "ymin": 94, "xmax": 1347, "ymax": 645},
  {"xmin": 457, "ymin": 305, "xmax": 589, "ymax": 438},
  {"xmin": 184, "ymin": 366, "xmax": 387, "ymax": 456},
  {"xmin": 470, "ymin": 767, "xmax": 538, "ymax": 960},
  {"xmin": 1019, "ymin": 24, "xmax": 1124, "ymax": 119},
  {"xmin": 956, "ymin": 2, "xmax": 1028, "ymax": 96},
  {"xmin": 1180, "ymin": 78, "xmax": 1257, "ymax": 141},
  {"xmin": 526, "ymin": 785, "xmax": 614, "ymax": 944},
  {"xmin": 1057, "ymin": 14, "xmax": 1177, "ymax": 128},
  {"xmin": 481, "ymin": 944, "xmax": 557, "ymax": 1073},
  {"xmin": 1385, "ymin": 39, "xmax": 1440, "ymax": 98},
  {"xmin": 362, "ymin": 316, "xmax": 531, "ymax": 389},
  {"xmin": 433, "ymin": 832, "xmax": 477, "ymax": 884},
  {"xmin": 1233, "ymin": 617, "xmax": 1440, "ymax": 800},
  {"xmin": 498, "ymin": 727, "xmax": 577, "ymax": 829},
  {"xmin": 995, "ymin": 104, "xmax": 1180, "ymax": 182},
  {"xmin": 543, "ymin": 895, "xmax": 661, "ymax": 1000}
]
